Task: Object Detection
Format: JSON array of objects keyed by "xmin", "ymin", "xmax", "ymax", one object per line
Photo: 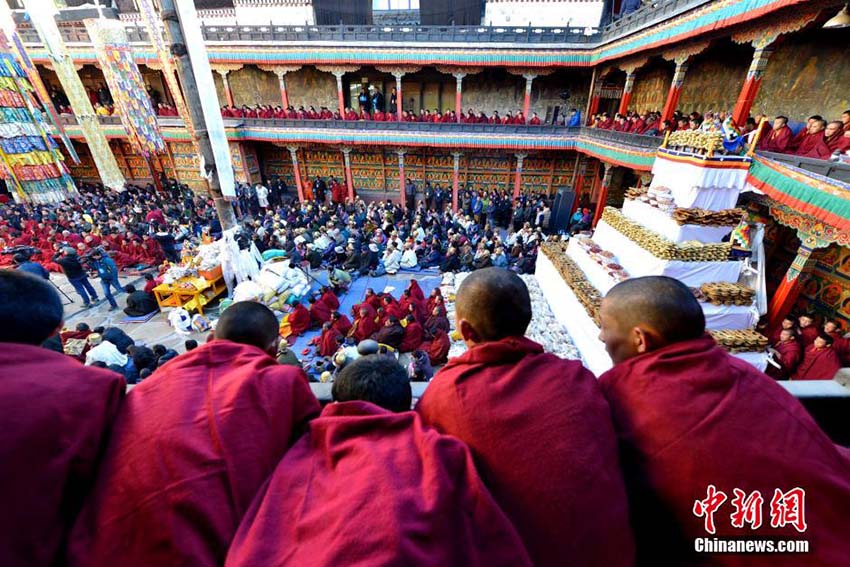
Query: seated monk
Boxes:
[
  {"xmin": 768, "ymin": 315, "xmax": 798, "ymax": 345},
  {"xmin": 68, "ymin": 302, "xmax": 320, "ymax": 567},
  {"xmin": 382, "ymin": 295, "xmax": 405, "ymax": 321},
  {"xmin": 825, "ymin": 120, "xmax": 850, "ymax": 154},
  {"xmin": 320, "ymin": 286, "xmax": 340, "ymax": 311},
  {"xmin": 317, "ymin": 322, "xmax": 342, "ymax": 357},
  {"xmin": 0, "ymin": 271, "xmax": 125, "ymax": 567},
  {"xmin": 798, "ymin": 313, "xmax": 819, "ymax": 348},
  {"xmin": 417, "ymin": 268, "xmax": 634, "ymax": 567},
  {"xmin": 426, "ymin": 287, "xmax": 443, "ymax": 314},
  {"xmin": 399, "ymin": 314, "xmax": 424, "ymax": 353},
  {"xmin": 308, "ymin": 295, "xmax": 332, "ymax": 327},
  {"xmin": 407, "ymin": 279, "xmax": 425, "ymax": 303},
  {"xmin": 794, "ymin": 119, "xmax": 831, "ymax": 159},
  {"xmin": 331, "ymin": 311, "xmax": 352, "ymax": 337},
  {"xmin": 374, "ymin": 316, "xmax": 405, "ymax": 350},
  {"xmin": 597, "ymin": 276, "xmax": 850, "ymax": 566},
  {"xmin": 422, "ymin": 328, "xmax": 450, "ymax": 366},
  {"xmin": 792, "ymin": 333, "xmax": 842, "ymax": 380},
  {"xmin": 766, "ymin": 328, "xmax": 802, "ymax": 380},
  {"xmin": 286, "ymin": 301, "xmax": 311, "ymax": 337},
  {"xmin": 824, "ymin": 319, "xmax": 850, "ymax": 365},
  {"xmin": 364, "ymin": 288, "xmax": 383, "ymax": 311},
  {"xmin": 757, "ymin": 116, "xmax": 793, "ymax": 153},
  {"xmin": 349, "ymin": 306, "xmax": 378, "ymax": 343},
  {"xmin": 424, "ymin": 306, "xmax": 450, "ymax": 339},
  {"xmin": 225, "ymin": 356, "xmax": 531, "ymax": 567}
]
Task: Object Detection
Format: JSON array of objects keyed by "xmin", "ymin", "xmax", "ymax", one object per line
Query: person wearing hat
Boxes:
[{"xmin": 54, "ymin": 246, "xmax": 100, "ymax": 308}]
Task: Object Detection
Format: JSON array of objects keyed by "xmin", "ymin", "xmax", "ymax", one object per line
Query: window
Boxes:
[{"xmin": 373, "ymin": 0, "xmax": 420, "ymax": 10}]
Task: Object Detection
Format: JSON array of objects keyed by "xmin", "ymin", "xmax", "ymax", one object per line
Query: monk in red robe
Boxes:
[
  {"xmin": 69, "ymin": 302, "xmax": 320, "ymax": 567},
  {"xmin": 824, "ymin": 319, "xmax": 850, "ymax": 365},
  {"xmin": 308, "ymin": 295, "xmax": 332, "ymax": 327},
  {"xmin": 597, "ymin": 276, "xmax": 850, "ymax": 566},
  {"xmin": 0, "ymin": 271, "xmax": 125, "ymax": 567},
  {"xmin": 798, "ymin": 313, "xmax": 819, "ymax": 348},
  {"xmin": 399, "ymin": 315, "xmax": 424, "ymax": 353},
  {"xmin": 320, "ymin": 287, "xmax": 340, "ymax": 311},
  {"xmin": 766, "ymin": 328, "xmax": 801, "ymax": 380},
  {"xmin": 768, "ymin": 315, "xmax": 798, "ymax": 345},
  {"xmin": 792, "ymin": 333, "xmax": 842, "ymax": 380},
  {"xmin": 382, "ymin": 295, "xmax": 405, "ymax": 321},
  {"xmin": 317, "ymin": 322, "xmax": 342, "ymax": 357},
  {"xmin": 422, "ymin": 328, "xmax": 450, "ymax": 365},
  {"xmin": 424, "ymin": 306, "xmax": 450, "ymax": 338},
  {"xmin": 364, "ymin": 288, "xmax": 382, "ymax": 311},
  {"xmin": 407, "ymin": 279, "xmax": 425, "ymax": 303},
  {"xmin": 331, "ymin": 311, "xmax": 352, "ymax": 337},
  {"xmin": 287, "ymin": 301, "xmax": 311, "ymax": 336},
  {"xmin": 417, "ymin": 268, "xmax": 635, "ymax": 567},
  {"xmin": 825, "ymin": 120, "xmax": 850, "ymax": 154},
  {"xmin": 349, "ymin": 305, "xmax": 378, "ymax": 342},
  {"xmin": 757, "ymin": 116, "xmax": 793, "ymax": 153},
  {"xmin": 226, "ymin": 356, "xmax": 531, "ymax": 567},
  {"xmin": 426, "ymin": 287, "xmax": 443, "ymax": 314},
  {"xmin": 794, "ymin": 119, "xmax": 832, "ymax": 159}
]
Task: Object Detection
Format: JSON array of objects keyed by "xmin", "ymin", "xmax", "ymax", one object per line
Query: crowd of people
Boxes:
[
  {"xmin": 766, "ymin": 313, "xmax": 848, "ymax": 380},
  {"xmin": 2, "ymin": 267, "xmax": 850, "ymax": 567},
  {"xmin": 590, "ymin": 108, "xmax": 850, "ymax": 160}
]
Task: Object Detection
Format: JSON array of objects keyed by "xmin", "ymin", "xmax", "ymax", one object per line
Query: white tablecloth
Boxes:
[
  {"xmin": 567, "ymin": 241, "xmax": 617, "ymax": 295},
  {"xmin": 593, "ymin": 221, "xmax": 743, "ymax": 285},
  {"xmin": 733, "ymin": 351, "xmax": 768, "ymax": 372},
  {"xmin": 650, "ymin": 152, "xmax": 748, "ymax": 211},
  {"xmin": 622, "ymin": 199, "xmax": 735, "ymax": 244},
  {"xmin": 536, "ymin": 251, "xmax": 613, "ymax": 376}
]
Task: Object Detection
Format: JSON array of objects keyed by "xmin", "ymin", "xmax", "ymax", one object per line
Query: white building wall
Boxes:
[
  {"xmin": 484, "ymin": 0, "xmax": 605, "ymax": 28},
  {"xmin": 233, "ymin": 3, "xmax": 316, "ymax": 25}
]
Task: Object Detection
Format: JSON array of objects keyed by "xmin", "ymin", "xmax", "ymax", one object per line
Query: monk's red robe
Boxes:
[
  {"xmin": 833, "ymin": 336, "xmax": 850, "ymax": 366},
  {"xmin": 795, "ymin": 131, "xmax": 832, "ymax": 159},
  {"xmin": 792, "ymin": 345, "xmax": 842, "ymax": 380},
  {"xmin": 826, "ymin": 132, "xmax": 850, "ymax": 154},
  {"xmin": 351, "ymin": 302, "xmax": 376, "ymax": 321},
  {"xmin": 318, "ymin": 328, "xmax": 342, "ymax": 357},
  {"xmin": 800, "ymin": 325, "xmax": 819, "ymax": 348},
  {"xmin": 288, "ymin": 303, "xmax": 311, "ymax": 336},
  {"xmin": 351, "ymin": 314, "xmax": 378, "ymax": 342},
  {"xmin": 399, "ymin": 321, "xmax": 424, "ymax": 353},
  {"xmin": 766, "ymin": 338, "xmax": 801, "ymax": 380},
  {"xmin": 758, "ymin": 126, "xmax": 792, "ymax": 153},
  {"xmin": 68, "ymin": 341, "xmax": 320, "ymax": 567},
  {"xmin": 420, "ymin": 329, "xmax": 450, "ymax": 365},
  {"xmin": 331, "ymin": 314, "xmax": 352, "ymax": 337},
  {"xmin": 0, "ymin": 344, "xmax": 124, "ymax": 567},
  {"xmin": 424, "ymin": 313, "xmax": 450, "ymax": 338},
  {"xmin": 383, "ymin": 301, "xmax": 405, "ymax": 321},
  {"xmin": 408, "ymin": 280, "xmax": 425, "ymax": 303},
  {"xmin": 309, "ymin": 300, "xmax": 332, "ymax": 326},
  {"xmin": 417, "ymin": 337, "xmax": 634, "ymax": 567},
  {"xmin": 226, "ymin": 402, "xmax": 531, "ymax": 567},
  {"xmin": 365, "ymin": 293, "xmax": 382, "ymax": 311},
  {"xmin": 320, "ymin": 289, "xmax": 339, "ymax": 311},
  {"xmin": 599, "ymin": 335, "xmax": 850, "ymax": 566}
]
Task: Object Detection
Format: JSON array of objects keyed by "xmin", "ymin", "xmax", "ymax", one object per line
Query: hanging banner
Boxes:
[
  {"xmin": 172, "ymin": 0, "xmax": 236, "ymax": 198},
  {"xmin": 0, "ymin": 0, "xmax": 78, "ymax": 163},
  {"xmin": 84, "ymin": 18, "xmax": 165, "ymax": 158},
  {"xmin": 22, "ymin": 0, "xmax": 125, "ymax": 191},
  {"xmin": 137, "ymin": 0, "xmax": 196, "ymax": 142}
]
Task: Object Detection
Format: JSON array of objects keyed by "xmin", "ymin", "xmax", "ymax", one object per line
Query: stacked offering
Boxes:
[{"xmin": 536, "ymin": 147, "xmax": 767, "ymax": 376}]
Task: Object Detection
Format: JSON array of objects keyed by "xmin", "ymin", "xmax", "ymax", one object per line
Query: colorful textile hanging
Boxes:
[
  {"xmin": 0, "ymin": 41, "xmax": 75, "ymax": 203},
  {"xmin": 84, "ymin": 18, "xmax": 165, "ymax": 158},
  {"xmin": 22, "ymin": 0, "xmax": 125, "ymax": 191}
]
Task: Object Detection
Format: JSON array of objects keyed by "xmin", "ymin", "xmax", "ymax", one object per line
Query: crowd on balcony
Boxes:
[
  {"xmin": 766, "ymin": 314, "xmax": 848, "ymax": 381},
  {"xmin": 588, "ymin": 110, "xmax": 662, "ymax": 135}
]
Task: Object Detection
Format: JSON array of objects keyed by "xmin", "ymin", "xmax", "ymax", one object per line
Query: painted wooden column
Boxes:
[
  {"xmin": 585, "ymin": 67, "xmax": 598, "ymax": 125},
  {"xmin": 341, "ymin": 147, "xmax": 355, "ymax": 201},
  {"xmin": 522, "ymin": 74, "xmax": 536, "ymax": 123},
  {"xmin": 592, "ymin": 163, "xmax": 615, "ymax": 227},
  {"xmin": 451, "ymin": 151, "xmax": 462, "ymax": 212},
  {"xmin": 453, "ymin": 72, "xmax": 466, "ymax": 122},
  {"xmin": 287, "ymin": 145, "xmax": 305, "ymax": 202},
  {"xmin": 393, "ymin": 71, "xmax": 405, "ymax": 121},
  {"xmin": 766, "ymin": 238, "xmax": 822, "ymax": 332},
  {"xmin": 216, "ymin": 68, "xmax": 234, "ymax": 107},
  {"xmin": 396, "ymin": 149, "xmax": 406, "ymax": 208},
  {"xmin": 732, "ymin": 45, "xmax": 774, "ymax": 126},
  {"xmin": 332, "ymin": 71, "xmax": 346, "ymax": 119},
  {"xmin": 661, "ymin": 58, "xmax": 689, "ymax": 123},
  {"xmin": 513, "ymin": 153, "xmax": 527, "ymax": 198},
  {"xmin": 618, "ymin": 70, "xmax": 636, "ymax": 115},
  {"xmin": 572, "ymin": 156, "xmax": 587, "ymax": 213}
]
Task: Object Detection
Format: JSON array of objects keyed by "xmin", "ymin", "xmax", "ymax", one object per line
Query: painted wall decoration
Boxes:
[
  {"xmin": 84, "ymin": 18, "xmax": 165, "ymax": 158},
  {"xmin": 798, "ymin": 243, "xmax": 850, "ymax": 328},
  {"xmin": 630, "ymin": 63, "xmax": 672, "ymax": 114},
  {"xmin": 677, "ymin": 43, "xmax": 750, "ymax": 115}
]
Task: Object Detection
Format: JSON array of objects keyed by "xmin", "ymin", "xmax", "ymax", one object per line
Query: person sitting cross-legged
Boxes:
[{"xmin": 225, "ymin": 355, "xmax": 531, "ymax": 567}]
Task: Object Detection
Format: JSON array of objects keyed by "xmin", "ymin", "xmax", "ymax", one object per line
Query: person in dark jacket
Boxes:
[
  {"xmin": 123, "ymin": 284, "xmax": 158, "ymax": 317},
  {"xmin": 374, "ymin": 316, "xmax": 405, "ymax": 350},
  {"xmin": 13, "ymin": 253, "xmax": 49, "ymax": 279},
  {"xmin": 90, "ymin": 250, "xmax": 123, "ymax": 310},
  {"xmin": 55, "ymin": 247, "xmax": 100, "ymax": 308}
]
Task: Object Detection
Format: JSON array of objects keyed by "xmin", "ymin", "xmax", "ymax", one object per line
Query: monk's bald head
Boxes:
[
  {"xmin": 456, "ymin": 268, "xmax": 531, "ymax": 344},
  {"xmin": 216, "ymin": 301, "xmax": 280, "ymax": 354},
  {"xmin": 600, "ymin": 276, "xmax": 705, "ymax": 364}
]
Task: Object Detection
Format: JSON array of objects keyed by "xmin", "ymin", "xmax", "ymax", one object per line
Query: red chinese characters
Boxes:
[{"xmin": 693, "ymin": 486, "xmax": 808, "ymax": 534}]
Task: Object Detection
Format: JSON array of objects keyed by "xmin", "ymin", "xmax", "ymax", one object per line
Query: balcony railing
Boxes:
[
  {"xmin": 579, "ymin": 127, "xmax": 662, "ymax": 150},
  {"xmin": 601, "ymin": 0, "xmax": 713, "ymax": 41},
  {"xmin": 759, "ymin": 151, "xmax": 850, "ymax": 185}
]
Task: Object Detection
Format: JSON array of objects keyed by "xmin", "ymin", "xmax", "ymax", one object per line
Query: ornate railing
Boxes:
[{"xmin": 601, "ymin": 0, "xmax": 713, "ymax": 40}]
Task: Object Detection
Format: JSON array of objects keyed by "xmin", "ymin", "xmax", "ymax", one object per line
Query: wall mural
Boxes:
[{"xmin": 798, "ymin": 243, "xmax": 850, "ymax": 328}]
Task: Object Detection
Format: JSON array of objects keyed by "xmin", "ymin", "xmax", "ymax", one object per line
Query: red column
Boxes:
[
  {"xmin": 334, "ymin": 72, "xmax": 345, "ymax": 119},
  {"xmin": 454, "ymin": 73, "xmax": 464, "ymax": 123},
  {"xmin": 618, "ymin": 71, "xmax": 636, "ymax": 116},
  {"xmin": 395, "ymin": 74, "xmax": 403, "ymax": 122},
  {"xmin": 766, "ymin": 243, "xmax": 819, "ymax": 333},
  {"xmin": 288, "ymin": 147, "xmax": 304, "ymax": 202},
  {"xmin": 661, "ymin": 60, "xmax": 688, "ymax": 123},
  {"xmin": 277, "ymin": 71, "xmax": 289, "ymax": 109},
  {"xmin": 219, "ymin": 70, "xmax": 234, "ymax": 107},
  {"xmin": 512, "ymin": 154, "xmax": 526, "ymax": 198},
  {"xmin": 397, "ymin": 151, "xmax": 406, "ymax": 209},
  {"xmin": 342, "ymin": 148, "xmax": 355, "ymax": 201},
  {"xmin": 732, "ymin": 46, "xmax": 773, "ymax": 127},
  {"xmin": 592, "ymin": 164, "xmax": 614, "ymax": 227},
  {"xmin": 587, "ymin": 91, "xmax": 601, "ymax": 125},
  {"xmin": 522, "ymin": 75, "xmax": 535, "ymax": 124},
  {"xmin": 451, "ymin": 152, "xmax": 461, "ymax": 212}
]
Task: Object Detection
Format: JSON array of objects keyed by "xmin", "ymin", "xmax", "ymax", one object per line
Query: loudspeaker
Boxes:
[{"xmin": 550, "ymin": 187, "xmax": 576, "ymax": 234}]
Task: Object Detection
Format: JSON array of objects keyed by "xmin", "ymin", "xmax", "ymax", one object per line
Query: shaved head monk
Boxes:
[
  {"xmin": 0, "ymin": 271, "xmax": 125, "ymax": 567},
  {"xmin": 417, "ymin": 268, "xmax": 635, "ymax": 567},
  {"xmin": 69, "ymin": 301, "xmax": 321, "ymax": 567},
  {"xmin": 598, "ymin": 276, "xmax": 850, "ymax": 566},
  {"xmin": 227, "ymin": 355, "xmax": 531, "ymax": 567}
]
